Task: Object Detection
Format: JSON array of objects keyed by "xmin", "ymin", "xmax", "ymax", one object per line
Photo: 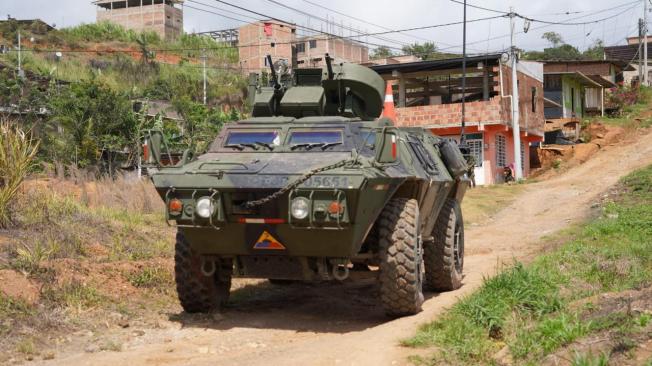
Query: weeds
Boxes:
[
  {"xmin": 406, "ymin": 164, "xmax": 652, "ymax": 365},
  {"xmin": 128, "ymin": 266, "xmax": 172, "ymax": 289},
  {"xmin": 43, "ymin": 281, "xmax": 103, "ymax": 310},
  {"xmin": 0, "ymin": 119, "xmax": 39, "ymax": 227},
  {"xmin": 571, "ymin": 351, "xmax": 609, "ymax": 366},
  {"xmin": 15, "ymin": 338, "xmax": 36, "ymax": 355}
]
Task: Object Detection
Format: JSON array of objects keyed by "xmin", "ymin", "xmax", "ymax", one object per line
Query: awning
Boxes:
[
  {"xmin": 586, "ymin": 75, "xmax": 617, "ymax": 88},
  {"xmin": 545, "ymin": 72, "xmax": 602, "ymax": 88}
]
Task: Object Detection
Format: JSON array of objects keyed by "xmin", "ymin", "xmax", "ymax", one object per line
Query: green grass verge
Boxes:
[{"xmin": 405, "ymin": 164, "xmax": 652, "ymax": 365}]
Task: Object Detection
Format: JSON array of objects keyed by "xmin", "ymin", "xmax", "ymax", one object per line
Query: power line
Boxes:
[
  {"xmin": 264, "ymin": 0, "xmax": 412, "ymax": 47},
  {"xmin": 439, "ymin": 2, "xmax": 640, "ymax": 51},
  {"xmin": 449, "ymin": 0, "xmax": 507, "ymax": 15},
  {"xmin": 300, "ymin": 0, "xmax": 432, "ymax": 43}
]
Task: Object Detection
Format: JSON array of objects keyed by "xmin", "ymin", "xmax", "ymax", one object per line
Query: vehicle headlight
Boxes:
[
  {"xmin": 196, "ymin": 197, "xmax": 215, "ymax": 218},
  {"xmin": 291, "ymin": 197, "xmax": 310, "ymax": 220}
]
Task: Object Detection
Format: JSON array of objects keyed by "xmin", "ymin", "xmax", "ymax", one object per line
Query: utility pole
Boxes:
[
  {"xmin": 201, "ymin": 50, "xmax": 207, "ymax": 105},
  {"xmin": 510, "ymin": 7, "xmax": 523, "ymax": 180},
  {"xmin": 645, "ymin": 0, "xmax": 649, "ymax": 86},
  {"xmin": 17, "ymin": 31, "xmax": 24, "ymax": 79},
  {"xmin": 640, "ymin": 18, "xmax": 644, "ymax": 83},
  {"xmin": 460, "ymin": 0, "xmax": 467, "ymax": 144}
]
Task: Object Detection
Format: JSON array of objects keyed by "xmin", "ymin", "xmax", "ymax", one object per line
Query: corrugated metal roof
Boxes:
[
  {"xmin": 604, "ymin": 44, "xmax": 649, "ymax": 64},
  {"xmin": 369, "ymin": 54, "xmax": 503, "ymax": 74}
]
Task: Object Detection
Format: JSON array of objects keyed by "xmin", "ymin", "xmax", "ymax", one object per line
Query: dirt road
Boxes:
[{"xmin": 41, "ymin": 128, "xmax": 652, "ymax": 366}]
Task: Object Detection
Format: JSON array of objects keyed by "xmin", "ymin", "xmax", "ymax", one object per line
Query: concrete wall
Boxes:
[
  {"xmin": 561, "ymin": 75, "xmax": 584, "ymax": 118},
  {"xmin": 435, "ymin": 125, "xmax": 537, "ymax": 185},
  {"xmin": 96, "ymin": 3, "xmax": 182, "ymax": 40}
]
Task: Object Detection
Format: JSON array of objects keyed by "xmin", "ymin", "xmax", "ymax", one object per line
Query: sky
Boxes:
[{"xmin": 2, "ymin": 0, "xmax": 643, "ymax": 53}]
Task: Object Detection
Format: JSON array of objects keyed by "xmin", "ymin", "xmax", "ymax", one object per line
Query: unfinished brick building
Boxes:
[
  {"xmin": 237, "ymin": 20, "xmax": 368, "ymax": 73},
  {"xmin": 93, "ymin": 0, "xmax": 183, "ymax": 40},
  {"xmin": 371, "ymin": 55, "xmax": 545, "ymax": 185}
]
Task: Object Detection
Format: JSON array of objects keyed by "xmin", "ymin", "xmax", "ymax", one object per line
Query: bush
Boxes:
[
  {"xmin": 0, "ymin": 120, "xmax": 39, "ymax": 227},
  {"xmin": 607, "ymin": 85, "xmax": 643, "ymax": 115},
  {"xmin": 58, "ymin": 22, "xmax": 161, "ymax": 45}
]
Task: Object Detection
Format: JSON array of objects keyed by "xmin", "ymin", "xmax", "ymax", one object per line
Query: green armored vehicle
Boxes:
[{"xmin": 145, "ymin": 56, "xmax": 470, "ymax": 316}]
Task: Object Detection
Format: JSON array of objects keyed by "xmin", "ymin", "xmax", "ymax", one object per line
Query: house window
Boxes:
[
  {"xmin": 465, "ymin": 133, "xmax": 483, "ymax": 167},
  {"xmin": 309, "ymin": 40, "xmax": 317, "ymax": 49},
  {"xmin": 496, "ymin": 134, "xmax": 506, "ymax": 167},
  {"xmin": 571, "ymin": 87, "xmax": 575, "ymax": 117},
  {"xmin": 531, "ymin": 87, "xmax": 537, "ymax": 113},
  {"xmin": 296, "ymin": 42, "xmax": 305, "ymax": 53}
]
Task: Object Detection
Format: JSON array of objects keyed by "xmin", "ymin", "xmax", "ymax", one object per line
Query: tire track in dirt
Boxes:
[{"xmin": 40, "ymin": 128, "xmax": 652, "ymax": 366}]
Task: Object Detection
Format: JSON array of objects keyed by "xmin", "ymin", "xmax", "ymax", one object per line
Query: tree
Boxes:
[
  {"xmin": 583, "ymin": 39, "xmax": 605, "ymax": 60},
  {"xmin": 401, "ymin": 42, "xmax": 439, "ymax": 60},
  {"xmin": 48, "ymin": 78, "xmax": 137, "ymax": 167},
  {"xmin": 542, "ymin": 32, "xmax": 563, "ymax": 47},
  {"xmin": 370, "ymin": 46, "xmax": 394, "ymax": 60}
]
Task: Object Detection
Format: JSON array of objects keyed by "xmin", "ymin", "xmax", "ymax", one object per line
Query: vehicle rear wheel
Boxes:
[
  {"xmin": 378, "ymin": 198, "xmax": 424, "ymax": 317},
  {"xmin": 424, "ymin": 198, "xmax": 464, "ymax": 291},
  {"xmin": 175, "ymin": 230, "xmax": 231, "ymax": 313}
]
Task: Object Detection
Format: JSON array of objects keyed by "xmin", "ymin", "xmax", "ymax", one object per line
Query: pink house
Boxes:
[{"xmin": 370, "ymin": 55, "xmax": 545, "ymax": 185}]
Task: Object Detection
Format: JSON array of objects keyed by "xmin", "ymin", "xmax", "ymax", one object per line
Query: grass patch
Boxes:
[
  {"xmin": 598, "ymin": 86, "xmax": 652, "ymax": 129},
  {"xmin": 128, "ymin": 266, "xmax": 173, "ymax": 289},
  {"xmin": 406, "ymin": 164, "xmax": 652, "ymax": 365},
  {"xmin": 43, "ymin": 281, "xmax": 103, "ymax": 310},
  {"xmin": 462, "ymin": 184, "xmax": 526, "ymax": 225}
]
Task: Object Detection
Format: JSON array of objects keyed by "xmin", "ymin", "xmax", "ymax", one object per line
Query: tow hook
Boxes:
[
  {"xmin": 332, "ymin": 264, "xmax": 349, "ymax": 281},
  {"xmin": 200, "ymin": 257, "xmax": 216, "ymax": 277}
]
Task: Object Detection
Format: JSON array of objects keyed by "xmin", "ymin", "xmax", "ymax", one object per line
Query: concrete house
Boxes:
[
  {"xmin": 370, "ymin": 54, "xmax": 545, "ymax": 186},
  {"xmin": 541, "ymin": 60, "xmax": 631, "ymax": 143}
]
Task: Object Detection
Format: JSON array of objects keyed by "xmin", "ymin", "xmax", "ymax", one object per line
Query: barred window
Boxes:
[
  {"xmin": 465, "ymin": 134, "xmax": 483, "ymax": 167},
  {"xmin": 496, "ymin": 134, "xmax": 506, "ymax": 167}
]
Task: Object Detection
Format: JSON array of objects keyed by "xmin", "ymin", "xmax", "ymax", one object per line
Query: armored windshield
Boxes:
[
  {"xmin": 225, "ymin": 131, "xmax": 281, "ymax": 146},
  {"xmin": 289, "ymin": 131, "xmax": 343, "ymax": 145}
]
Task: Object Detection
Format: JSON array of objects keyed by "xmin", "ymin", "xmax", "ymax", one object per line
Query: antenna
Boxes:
[{"xmin": 459, "ymin": 0, "xmax": 468, "ymax": 145}]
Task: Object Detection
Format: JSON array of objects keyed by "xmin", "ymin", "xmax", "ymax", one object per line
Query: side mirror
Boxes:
[
  {"xmin": 143, "ymin": 129, "xmax": 164, "ymax": 166},
  {"xmin": 374, "ymin": 127, "xmax": 399, "ymax": 164}
]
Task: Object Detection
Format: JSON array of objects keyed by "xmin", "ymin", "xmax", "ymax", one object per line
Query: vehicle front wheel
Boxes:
[
  {"xmin": 378, "ymin": 198, "xmax": 424, "ymax": 317},
  {"xmin": 424, "ymin": 198, "xmax": 464, "ymax": 291},
  {"xmin": 175, "ymin": 230, "xmax": 232, "ymax": 313}
]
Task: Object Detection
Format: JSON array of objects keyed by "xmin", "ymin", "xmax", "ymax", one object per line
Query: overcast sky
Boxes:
[{"xmin": 3, "ymin": 0, "xmax": 642, "ymax": 53}]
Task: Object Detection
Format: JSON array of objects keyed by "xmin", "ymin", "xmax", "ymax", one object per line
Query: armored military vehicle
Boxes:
[{"xmin": 145, "ymin": 55, "xmax": 470, "ymax": 316}]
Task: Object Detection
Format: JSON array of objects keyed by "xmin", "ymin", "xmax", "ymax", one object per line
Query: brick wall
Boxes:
[
  {"xmin": 238, "ymin": 21, "xmax": 295, "ymax": 73},
  {"xmin": 395, "ymin": 99, "xmax": 504, "ymax": 127},
  {"xmin": 395, "ymin": 65, "xmax": 545, "ymax": 137},
  {"xmin": 96, "ymin": 3, "xmax": 182, "ymax": 40},
  {"xmin": 296, "ymin": 37, "xmax": 368, "ymax": 68},
  {"xmin": 496, "ymin": 65, "xmax": 545, "ymax": 136}
]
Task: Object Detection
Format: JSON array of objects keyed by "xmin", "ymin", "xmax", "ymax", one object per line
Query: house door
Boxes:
[
  {"xmin": 466, "ymin": 134, "xmax": 485, "ymax": 186},
  {"xmin": 446, "ymin": 133, "xmax": 485, "ymax": 185}
]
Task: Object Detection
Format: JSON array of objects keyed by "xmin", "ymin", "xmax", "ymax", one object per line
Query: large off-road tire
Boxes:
[
  {"xmin": 424, "ymin": 198, "xmax": 464, "ymax": 291},
  {"xmin": 174, "ymin": 230, "xmax": 231, "ymax": 313},
  {"xmin": 378, "ymin": 198, "xmax": 424, "ymax": 317}
]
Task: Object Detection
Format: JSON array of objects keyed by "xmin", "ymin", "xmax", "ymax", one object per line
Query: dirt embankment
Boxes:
[{"xmin": 11, "ymin": 126, "xmax": 648, "ymax": 366}]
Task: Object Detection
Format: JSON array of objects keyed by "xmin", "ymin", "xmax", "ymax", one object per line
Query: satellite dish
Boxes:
[
  {"xmin": 500, "ymin": 52, "xmax": 510, "ymax": 64},
  {"xmin": 30, "ymin": 37, "xmax": 35, "ymax": 42}
]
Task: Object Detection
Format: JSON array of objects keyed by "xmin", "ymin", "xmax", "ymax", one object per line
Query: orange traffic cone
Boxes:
[{"xmin": 381, "ymin": 83, "xmax": 396, "ymax": 120}]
